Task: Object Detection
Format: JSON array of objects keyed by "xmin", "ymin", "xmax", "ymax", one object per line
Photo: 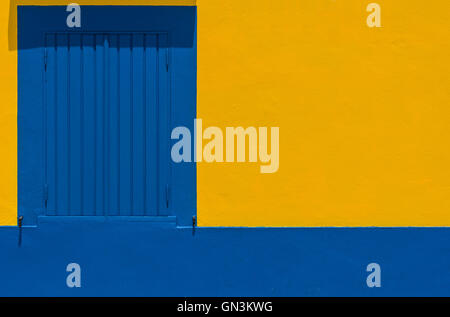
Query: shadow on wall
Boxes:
[
  {"xmin": 8, "ymin": 0, "xmax": 197, "ymax": 51},
  {"xmin": 8, "ymin": 0, "xmax": 17, "ymax": 51}
]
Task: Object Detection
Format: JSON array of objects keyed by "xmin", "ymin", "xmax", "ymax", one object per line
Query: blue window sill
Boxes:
[{"xmin": 37, "ymin": 215, "xmax": 177, "ymax": 225}]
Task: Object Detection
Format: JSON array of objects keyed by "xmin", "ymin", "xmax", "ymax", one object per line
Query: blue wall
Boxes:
[{"xmin": 1, "ymin": 223, "xmax": 450, "ymax": 296}]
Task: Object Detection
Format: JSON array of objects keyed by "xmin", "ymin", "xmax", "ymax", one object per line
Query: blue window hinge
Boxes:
[
  {"xmin": 166, "ymin": 49, "xmax": 169, "ymax": 72},
  {"xmin": 165, "ymin": 184, "xmax": 170, "ymax": 208},
  {"xmin": 43, "ymin": 184, "xmax": 49, "ymax": 207},
  {"xmin": 44, "ymin": 50, "xmax": 48, "ymax": 71}
]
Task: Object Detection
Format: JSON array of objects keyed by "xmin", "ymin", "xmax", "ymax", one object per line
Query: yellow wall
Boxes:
[
  {"xmin": 2, "ymin": 1, "xmax": 450, "ymax": 227},
  {"xmin": 0, "ymin": 2, "xmax": 17, "ymax": 225},
  {"xmin": 197, "ymin": 0, "xmax": 450, "ymax": 227}
]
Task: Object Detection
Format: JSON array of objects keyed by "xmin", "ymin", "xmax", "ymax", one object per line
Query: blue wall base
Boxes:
[{"xmin": 1, "ymin": 225, "xmax": 450, "ymax": 296}]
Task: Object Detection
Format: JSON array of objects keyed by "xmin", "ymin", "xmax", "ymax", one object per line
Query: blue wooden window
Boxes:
[
  {"xmin": 44, "ymin": 33, "xmax": 169, "ymax": 217},
  {"xmin": 18, "ymin": 6, "xmax": 197, "ymax": 226}
]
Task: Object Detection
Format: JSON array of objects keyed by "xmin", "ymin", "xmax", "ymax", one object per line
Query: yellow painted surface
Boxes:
[
  {"xmin": 197, "ymin": 0, "xmax": 450, "ymax": 226},
  {"xmin": 1, "ymin": 0, "xmax": 450, "ymax": 227},
  {"xmin": 0, "ymin": 2, "xmax": 17, "ymax": 225}
]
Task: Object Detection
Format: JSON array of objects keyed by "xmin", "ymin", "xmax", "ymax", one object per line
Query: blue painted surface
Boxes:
[
  {"xmin": 44, "ymin": 32, "xmax": 169, "ymax": 217},
  {"xmin": 1, "ymin": 225, "xmax": 450, "ymax": 296},
  {"xmin": 18, "ymin": 6, "xmax": 197, "ymax": 226}
]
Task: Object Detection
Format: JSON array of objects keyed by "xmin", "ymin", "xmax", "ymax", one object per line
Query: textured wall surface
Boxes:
[
  {"xmin": 2, "ymin": 223, "xmax": 450, "ymax": 296},
  {"xmin": 197, "ymin": 0, "xmax": 450, "ymax": 226},
  {"xmin": 0, "ymin": 1, "xmax": 17, "ymax": 226}
]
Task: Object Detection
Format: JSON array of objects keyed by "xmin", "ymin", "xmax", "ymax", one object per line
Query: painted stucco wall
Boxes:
[
  {"xmin": 197, "ymin": 0, "xmax": 450, "ymax": 226},
  {"xmin": 0, "ymin": 1, "xmax": 17, "ymax": 226},
  {"xmin": 1, "ymin": 1, "xmax": 450, "ymax": 227}
]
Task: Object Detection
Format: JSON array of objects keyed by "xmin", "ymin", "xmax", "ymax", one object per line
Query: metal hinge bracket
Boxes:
[
  {"xmin": 44, "ymin": 50, "xmax": 48, "ymax": 71},
  {"xmin": 43, "ymin": 184, "xmax": 48, "ymax": 207},
  {"xmin": 165, "ymin": 184, "xmax": 170, "ymax": 208}
]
